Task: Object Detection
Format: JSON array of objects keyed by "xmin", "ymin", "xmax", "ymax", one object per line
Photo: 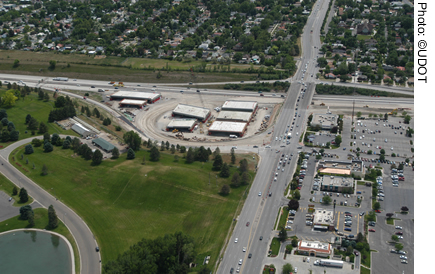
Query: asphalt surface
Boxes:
[
  {"xmin": 0, "ymin": 136, "xmax": 100, "ymax": 274},
  {"xmin": 0, "ymin": 191, "xmax": 43, "ymax": 222}
]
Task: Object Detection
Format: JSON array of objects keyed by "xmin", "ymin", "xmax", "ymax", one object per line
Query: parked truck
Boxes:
[
  {"xmin": 318, "ymin": 259, "xmax": 343, "ymax": 268},
  {"xmin": 287, "ymin": 132, "xmax": 292, "ymax": 139}
]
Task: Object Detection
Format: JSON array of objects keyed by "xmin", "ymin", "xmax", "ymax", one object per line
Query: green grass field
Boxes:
[
  {"xmin": 269, "ymin": 237, "xmax": 281, "ymax": 256},
  {"xmin": 277, "ymin": 207, "xmax": 290, "ymax": 230},
  {"xmin": 361, "ymin": 266, "xmax": 371, "ymax": 274},
  {"xmin": 0, "ymin": 208, "xmax": 80, "ymax": 274},
  {"xmin": 0, "ymin": 89, "xmax": 77, "ymax": 147},
  {"xmin": 0, "ymin": 50, "xmax": 258, "ymax": 83},
  {"xmin": 9, "ymin": 144, "xmax": 255, "ymax": 268},
  {"xmin": 357, "ymin": 35, "xmax": 372, "ymax": 41}
]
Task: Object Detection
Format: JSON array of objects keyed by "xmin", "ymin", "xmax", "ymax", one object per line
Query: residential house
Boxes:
[
  {"xmin": 357, "ymin": 20, "xmax": 373, "ymax": 35},
  {"xmin": 324, "ymin": 73, "xmax": 337, "ymax": 79}
]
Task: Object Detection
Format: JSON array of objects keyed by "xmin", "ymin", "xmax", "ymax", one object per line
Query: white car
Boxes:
[
  {"xmin": 239, "ymin": 259, "xmax": 243, "ymax": 265},
  {"xmin": 243, "ymin": 247, "xmax": 246, "ymax": 252},
  {"xmin": 398, "ymin": 236, "xmax": 403, "ymax": 239},
  {"xmin": 395, "ymin": 226, "xmax": 403, "ymax": 230},
  {"xmin": 400, "ymin": 255, "xmax": 407, "ymax": 260},
  {"xmin": 258, "ymin": 192, "xmax": 262, "ymax": 196},
  {"xmin": 235, "ymin": 238, "xmax": 238, "ymax": 243}
]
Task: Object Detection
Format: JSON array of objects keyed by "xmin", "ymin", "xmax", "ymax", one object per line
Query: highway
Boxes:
[
  {"xmin": 216, "ymin": 0, "xmax": 331, "ymax": 273},
  {"xmin": 0, "ymin": 136, "xmax": 100, "ymax": 274}
]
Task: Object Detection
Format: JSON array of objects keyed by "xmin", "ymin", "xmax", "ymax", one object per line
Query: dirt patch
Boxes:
[{"xmin": 94, "ymin": 55, "xmax": 106, "ymax": 59}]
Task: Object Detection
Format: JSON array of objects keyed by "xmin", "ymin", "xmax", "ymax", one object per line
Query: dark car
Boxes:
[
  {"xmin": 260, "ymin": 236, "xmax": 263, "ymax": 240},
  {"xmin": 91, "ymin": 86, "xmax": 95, "ymax": 88},
  {"xmin": 197, "ymin": 90, "xmax": 200, "ymax": 92},
  {"xmin": 246, "ymin": 222, "xmax": 250, "ymax": 227},
  {"xmin": 96, "ymin": 247, "xmax": 100, "ymax": 252},
  {"xmin": 395, "ymin": 231, "xmax": 403, "ymax": 235},
  {"xmin": 248, "ymin": 253, "xmax": 252, "ymax": 259},
  {"xmin": 230, "ymin": 267, "xmax": 234, "ymax": 273}
]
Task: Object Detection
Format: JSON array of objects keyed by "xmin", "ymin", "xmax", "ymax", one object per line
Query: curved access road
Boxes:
[{"xmin": 0, "ymin": 135, "xmax": 101, "ymax": 274}]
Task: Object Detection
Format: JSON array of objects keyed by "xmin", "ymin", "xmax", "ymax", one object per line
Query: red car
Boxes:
[
  {"xmin": 354, "ymin": 251, "xmax": 359, "ymax": 256},
  {"xmin": 297, "ymin": 186, "xmax": 302, "ymax": 190},
  {"xmin": 246, "ymin": 222, "xmax": 250, "ymax": 227},
  {"xmin": 375, "ymin": 209, "xmax": 381, "ymax": 213},
  {"xmin": 395, "ymin": 231, "xmax": 403, "ymax": 235},
  {"xmin": 369, "ymin": 229, "xmax": 375, "ymax": 232},
  {"xmin": 399, "ymin": 177, "xmax": 405, "ymax": 181}
]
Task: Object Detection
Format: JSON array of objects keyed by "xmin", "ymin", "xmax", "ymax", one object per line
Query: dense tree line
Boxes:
[
  {"xmin": 223, "ymin": 81, "xmax": 290, "ymax": 92},
  {"xmin": 315, "ymin": 84, "xmax": 412, "ymax": 98},
  {"xmin": 48, "ymin": 96, "xmax": 76, "ymax": 122},
  {"xmin": 103, "ymin": 232, "xmax": 196, "ymax": 274}
]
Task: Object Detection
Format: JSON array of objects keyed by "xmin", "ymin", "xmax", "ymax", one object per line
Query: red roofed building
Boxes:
[{"xmin": 298, "ymin": 240, "xmax": 332, "ymax": 257}]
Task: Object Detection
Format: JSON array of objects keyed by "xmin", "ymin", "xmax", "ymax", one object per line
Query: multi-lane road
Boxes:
[{"xmin": 217, "ymin": 0, "xmax": 331, "ymax": 273}]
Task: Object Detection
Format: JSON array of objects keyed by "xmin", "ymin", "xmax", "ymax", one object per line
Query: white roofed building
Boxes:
[
  {"xmin": 216, "ymin": 111, "xmax": 253, "ymax": 123},
  {"xmin": 119, "ymin": 99, "xmax": 147, "ymax": 108},
  {"xmin": 221, "ymin": 100, "xmax": 258, "ymax": 113},
  {"xmin": 172, "ymin": 104, "xmax": 211, "ymax": 122},
  {"xmin": 110, "ymin": 91, "xmax": 161, "ymax": 103},
  {"xmin": 166, "ymin": 119, "xmax": 196, "ymax": 132},
  {"xmin": 208, "ymin": 121, "xmax": 247, "ymax": 137}
]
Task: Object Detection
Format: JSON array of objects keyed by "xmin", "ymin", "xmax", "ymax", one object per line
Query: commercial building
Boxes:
[
  {"xmin": 320, "ymin": 176, "xmax": 354, "ymax": 193},
  {"xmin": 313, "ymin": 208, "xmax": 335, "ymax": 231},
  {"xmin": 311, "ymin": 113, "xmax": 339, "ymax": 130},
  {"xmin": 92, "ymin": 138, "xmax": 116, "ymax": 152},
  {"xmin": 216, "ymin": 111, "xmax": 253, "ymax": 123},
  {"xmin": 166, "ymin": 119, "xmax": 196, "ymax": 132},
  {"xmin": 221, "ymin": 100, "xmax": 258, "ymax": 113},
  {"xmin": 297, "ymin": 240, "xmax": 331, "ymax": 257},
  {"xmin": 208, "ymin": 121, "xmax": 248, "ymax": 137},
  {"xmin": 119, "ymin": 99, "xmax": 147, "ymax": 108},
  {"xmin": 110, "ymin": 91, "xmax": 161, "ymax": 103},
  {"xmin": 71, "ymin": 123, "xmax": 93, "ymax": 138},
  {"xmin": 172, "ymin": 104, "xmax": 211, "ymax": 122},
  {"xmin": 317, "ymin": 159, "xmax": 364, "ymax": 177}
]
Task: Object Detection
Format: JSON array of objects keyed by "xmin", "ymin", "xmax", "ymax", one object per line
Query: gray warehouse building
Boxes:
[
  {"xmin": 172, "ymin": 104, "xmax": 211, "ymax": 122},
  {"xmin": 216, "ymin": 111, "xmax": 253, "ymax": 123},
  {"xmin": 208, "ymin": 121, "xmax": 247, "ymax": 137},
  {"xmin": 71, "ymin": 123, "xmax": 93, "ymax": 137},
  {"xmin": 221, "ymin": 100, "xmax": 258, "ymax": 113},
  {"xmin": 166, "ymin": 119, "xmax": 196, "ymax": 132}
]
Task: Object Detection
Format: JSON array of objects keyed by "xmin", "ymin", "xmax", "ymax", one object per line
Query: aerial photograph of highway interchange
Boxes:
[{"xmin": 0, "ymin": 0, "xmax": 418, "ymax": 274}]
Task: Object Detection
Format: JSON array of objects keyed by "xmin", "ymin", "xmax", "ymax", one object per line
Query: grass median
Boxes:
[{"xmin": 9, "ymin": 144, "xmax": 255, "ymax": 267}]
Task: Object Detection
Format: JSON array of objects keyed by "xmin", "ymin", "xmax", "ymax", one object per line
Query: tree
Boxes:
[
  {"xmin": 27, "ymin": 117, "xmax": 38, "ymax": 130},
  {"xmin": 404, "ymin": 115, "xmax": 411, "ymax": 124},
  {"xmin": 41, "ymin": 164, "xmax": 48, "ymax": 175},
  {"xmin": 333, "ymin": 135, "xmax": 343, "ymax": 147},
  {"xmin": 12, "ymin": 186, "xmax": 18, "ymax": 195},
  {"xmin": 293, "ymin": 190, "xmax": 301, "ymax": 200},
  {"xmin": 127, "ymin": 148, "xmax": 135, "ymax": 160},
  {"xmin": 150, "ymin": 146, "xmax": 160, "ymax": 161},
  {"xmin": 25, "ymin": 114, "xmax": 32, "ymax": 124},
  {"xmin": 13, "ymin": 59, "xmax": 20, "ymax": 68},
  {"xmin": 2, "ymin": 90, "xmax": 18, "ymax": 107},
  {"xmin": 384, "ymin": 113, "xmax": 388, "ymax": 120},
  {"xmin": 322, "ymin": 195, "xmax": 332, "ymax": 205},
  {"xmin": 19, "ymin": 187, "xmax": 29, "ymax": 203},
  {"xmin": 123, "ymin": 131, "xmax": 142, "ymax": 151},
  {"xmin": 220, "ymin": 184, "xmax": 230, "ymax": 195},
  {"xmin": 239, "ymin": 159, "xmax": 248, "ymax": 173},
  {"xmin": 395, "ymin": 243, "xmax": 403, "ymax": 251},
  {"xmin": 93, "ymin": 108, "xmax": 100, "ymax": 118},
  {"xmin": 44, "ymin": 141, "xmax": 53, "ymax": 152},
  {"xmin": 47, "ymin": 205, "xmax": 59, "ymax": 229},
  {"xmin": 51, "ymin": 133, "xmax": 59, "ymax": 145},
  {"xmin": 62, "ymin": 140, "xmax": 71, "ymax": 149},
  {"xmin": 49, "ymin": 60, "xmax": 56, "ymax": 70},
  {"xmin": 291, "ymin": 238, "xmax": 299, "ymax": 247},
  {"xmin": 24, "ymin": 144, "xmax": 34, "ymax": 154},
  {"xmin": 288, "ymin": 199, "xmax": 299, "ymax": 210},
  {"xmin": 186, "ymin": 147, "xmax": 195, "ymax": 163},
  {"xmin": 241, "ymin": 172, "xmax": 250, "ymax": 185},
  {"xmin": 406, "ymin": 127, "xmax": 414, "ymax": 137},
  {"xmin": 19, "ymin": 205, "xmax": 33, "ymax": 220},
  {"xmin": 282, "ymin": 263, "xmax": 293, "ymax": 274},
  {"xmin": 7, "ymin": 121, "xmax": 15, "ymax": 131},
  {"xmin": 230, "ymin": 148, "xmax": 236, "ymax": 164},
  {"xmin": 279, "ymin": 226, "xmax": 288, "ymax": 242},
  {"xmin": 92, "ymin": 149, "xmax": 103, "ymax": 165},
  {"xmin": 220, "ymin": 163, "xmax": 230, "ymax": 178},
  {"xmin": 39, "ymin": 122, "xmax": 48, "ymax": 133},
  {"xmin": 357, "ymin": 232, "xmax": 364, "ymax": 243},
  {"xmin": 9, "ymin": 130, "xmax": 19, "ymax": 141},
  {"xmin": 401, "ymin": 206, "xmax": 409, "ymax": 212},
  {"xmin": 391, "ymin": 235, "xmax": 399, "ymax": 242},
  {"xmin": 1, "ymin": 129, "xmax": 9, "ymax": 142},
  {"xmin": 373, "ymin": 202, "xmax": 381, "ymax": 210},
  {"xmin": 170, "ymin": 145, "xmax": 176, "ymax": 154},
  {"xmin": 231, "ymin": 172, "xmax": 240, "ymax": 187},
  {"xmin": 213, "ymin": 154, "xmax": 223, "ymax": 170},
  {"xmin": 111, "ymin": 147, "xmax": 120, "ymax": 159},
  {"xmin": 1, "ymin": 117, "xmax": 8, "ymax": 126},
  {"xmin": 356, "ymin": 111, "xmax": 362, "ymax": 118}
]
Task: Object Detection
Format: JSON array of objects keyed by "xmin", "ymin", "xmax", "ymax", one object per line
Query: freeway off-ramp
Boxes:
[{"xmin": 0, "ymin": 136, "xmax": 101, "ymax": 274}]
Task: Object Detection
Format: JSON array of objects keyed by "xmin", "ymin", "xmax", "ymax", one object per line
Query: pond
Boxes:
[{"xmin": 0, "ymin": 230, "xmax": 72, "ymax": 274}]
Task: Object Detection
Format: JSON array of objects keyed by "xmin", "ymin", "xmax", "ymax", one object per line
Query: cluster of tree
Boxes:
[
  {"xmin": 38, "ymin": 89, "xmax": 50, "ymax": 101},
  {"xmin": 103, "ymin": 232, "xmax": 196, "ymax": 274},
  {"xmin": 215, "ymin": 148, "xmax": 252, "ymax": 195},
  {"xmin": 48, "ymin": 95, "xmax": 76, "ymax": 122},
  {"xmin": 26, "ymin": 114, "xmax": 49, "ymax": 135},
  {"xmin": 1, "ymin": 90, "xmax": 18, "ymax": 107},
  {"xmin": 19, "ymin": 204, "xmax": 35, "ymax": 227},
  {"xmin": 316, "ymin": 84, "xmax": 412, "ymax": 98},
  {"xmin": 0, "ymin": 110, "xmax": 19, "ymax": 142},
  {"xmin": 223, "ymin": 81, "xmax": 290, "ymax": 92}
]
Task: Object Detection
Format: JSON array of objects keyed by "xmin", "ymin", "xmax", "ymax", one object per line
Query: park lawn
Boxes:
[
  {"xmin": 0, "ymin": 89, "xmax": 78, "ymax": 146},
  {"xmin": 9, "ymin": 145, "xmax": 255, "ymax": 268},
  {"xmin": 269, "ymin": 237, "xmax": 281, "ymax": 256},
  {"xmin": 0, "ymin": 207, "xmax": 80, "ymax": 274},
  {"xmin": 0, "ymin": 173, "xmax": 34, "ymax": 206}
]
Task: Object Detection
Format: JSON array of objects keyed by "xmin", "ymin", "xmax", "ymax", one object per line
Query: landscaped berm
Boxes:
[{"xmin": 10, "ymin": 142, "xmax": 256, "ymax": 269}]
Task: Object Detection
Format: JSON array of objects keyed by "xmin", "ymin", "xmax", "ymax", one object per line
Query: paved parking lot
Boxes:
[
  {"xmin": 308, "ymin": 131, "xmax": 336, "ymax": 147},
  {"xmin": 344, "ymin": 116, "xmax": 414, "ymax": 159},
  {"xmin": 381, "ymin": 164, "xmax": 414, "ymax": 214},
  {"xmin": 0, "ymin": 191, "xmax": 43, "ymax": 222}
]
